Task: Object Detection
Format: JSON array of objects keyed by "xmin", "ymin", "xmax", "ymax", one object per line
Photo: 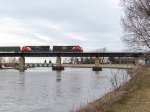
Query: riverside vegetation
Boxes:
[{"xmin": 74, "ymin": 66, "xmax": 150, "ymax": 112}]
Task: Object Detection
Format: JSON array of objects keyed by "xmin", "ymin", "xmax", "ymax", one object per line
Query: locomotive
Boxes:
[{"xmin": 0, "ymin": 45, "xmax": 83, "ymax": 52}]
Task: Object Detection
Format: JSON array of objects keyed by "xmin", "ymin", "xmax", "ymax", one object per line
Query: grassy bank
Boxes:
[{"xmin": 74, "ymin": 66, "xmax": 150, "ymax": 112}]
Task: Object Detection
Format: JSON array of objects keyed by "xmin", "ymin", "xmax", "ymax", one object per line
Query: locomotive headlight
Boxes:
[{"xmin": 27, "ymin": 47, "xmax": 31, "ymax": 51}]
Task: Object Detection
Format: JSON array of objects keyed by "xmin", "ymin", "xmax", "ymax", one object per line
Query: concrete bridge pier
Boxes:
[
  {"xmin": 52, "ymin": 57, "xmax": 64, "ymax": 71},
  {"xmin": 119, "ymin": 57, "xmax": 121, "ymax": 64},
  {"xmin": 134, "ymin": 57, "xmax": 139, "ymax": 67},
  {"xmin": 19, "ymin": 57, "xmax": 26, "ymax": 72},
  {"xmin": 92, "ymin": 57, "xmax": 102, "ymax": 71}
]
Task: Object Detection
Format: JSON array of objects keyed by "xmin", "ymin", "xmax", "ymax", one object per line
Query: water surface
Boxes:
[{"xmin": 0, "ymin": 67, "xmax": 128, "ymax": 112}]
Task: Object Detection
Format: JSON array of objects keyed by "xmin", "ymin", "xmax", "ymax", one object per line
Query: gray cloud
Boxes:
[{"xmin": 0, "ymin": 0, "xmax": 123, "ymax": 51}]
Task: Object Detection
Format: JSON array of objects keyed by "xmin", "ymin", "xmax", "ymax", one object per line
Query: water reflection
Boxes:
[
  {"xmin": 95, "ymin": 71, "xmax": 100, "ymax": 75},
  {"xmin": 56, "ymin": 71, "xmax": 61, "ymax": 82},
  {"xmin": 18, "ymin": 73, "xmax": 25, "ymax": 89}
]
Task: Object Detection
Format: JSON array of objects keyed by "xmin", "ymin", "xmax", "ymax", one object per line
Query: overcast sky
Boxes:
[{"xmin": 0, "ymin": 0, "xmax": 124, "ymax": 52}]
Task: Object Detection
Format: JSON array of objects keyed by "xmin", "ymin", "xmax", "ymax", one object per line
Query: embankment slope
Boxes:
[{"xmin": 75, "ymin": 66, "xmax": 150, "ymax": 112}]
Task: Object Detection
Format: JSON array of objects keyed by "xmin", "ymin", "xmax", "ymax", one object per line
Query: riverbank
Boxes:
[
  {"xmin": 62, "ymin": 64, "xmax": 134, "ymax": 69},
  {"xmin": 75, "ymin": 66, "xmax": 150, "ymax": 112}
]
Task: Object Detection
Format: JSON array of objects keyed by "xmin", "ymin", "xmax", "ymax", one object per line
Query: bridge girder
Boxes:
[{"xmin": 0, "ymin": 52, "xmax": 145, "ymax": 57}]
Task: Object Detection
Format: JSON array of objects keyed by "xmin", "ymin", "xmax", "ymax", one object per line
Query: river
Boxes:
[{"xmin": 0, "ymin": 67, "xmax": 129, "ymax": 112}]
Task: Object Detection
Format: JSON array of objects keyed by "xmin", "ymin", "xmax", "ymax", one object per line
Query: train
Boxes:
[{"xmin": 0, "ymin": 45, "xmax": 83, "ymax": 52}]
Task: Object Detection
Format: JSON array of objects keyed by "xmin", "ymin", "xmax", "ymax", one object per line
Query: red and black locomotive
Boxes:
[{"xmin": 0, "ymin": 45, "xmax": 83, "ymax": 52}]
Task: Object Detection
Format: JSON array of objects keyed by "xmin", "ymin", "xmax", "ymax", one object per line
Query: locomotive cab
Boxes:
[
  {"xmin": 20, "ymin": 46, "xmax": 31, "ymax": 52},
  {"xmin": 72, "ymin": 45, "xmax": 83, "ymax": 52}
]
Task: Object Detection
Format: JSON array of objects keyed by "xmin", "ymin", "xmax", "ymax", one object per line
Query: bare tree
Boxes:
[
  {"xmin": 121, "ymin": 0, "xmax": 150, "ymax": 51},
  {"xmin": 0, "ymin": 58, "xmax": 4, "ymax": 63},
  {"xmin": 0, "ymin": 58, "xmax": 5, "ymax": 68},
  {"xmin": 109, "ymin": 69, "xmax": 130, "ymax": 90},
  {"xmin": 8, "ymin": 57, "xmax": 18, "ymax": 63},
  {"xmin": 6, "ymin": 57, "xmax": 18, "ymax": 67}
]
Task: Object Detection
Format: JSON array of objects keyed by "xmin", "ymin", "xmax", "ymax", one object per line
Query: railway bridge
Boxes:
[{"xmin": 0, "ymin": 52, "xmax": 146, "ymax": 72}]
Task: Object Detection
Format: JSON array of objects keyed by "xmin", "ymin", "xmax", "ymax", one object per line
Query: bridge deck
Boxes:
[{"xmin": 0, "ymin": 52, "xmax": 146, "ymax": 57}]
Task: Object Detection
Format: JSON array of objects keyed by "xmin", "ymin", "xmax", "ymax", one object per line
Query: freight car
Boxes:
[
  {"xmin": 0, "ymin": 46, "xmax": 20, "ymax": 52},
  {"xmin": 21, "ymin": 46, "xmax": 50, "ymax": 52},
  {"xmin": 52, "ymin": 45, "xmax": 83, "ymax": 52}
]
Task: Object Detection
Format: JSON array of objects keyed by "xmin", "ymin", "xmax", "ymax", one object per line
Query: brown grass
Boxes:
[{"xmin": 74, "ymin": 66, "xmax": 150, "ymax": 112}]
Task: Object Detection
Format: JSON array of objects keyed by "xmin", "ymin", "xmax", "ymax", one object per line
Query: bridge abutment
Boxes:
[
  {"xmin": 52, "ymin": 57, "xmax": 64, "ymax": 71},
  {"xmin": 19, "ymin": 57, "xmax": 26, "ymax": 72},
  {"xmin": 92, "ymin": 57, "xmax": 102, "ymax": 71}
]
